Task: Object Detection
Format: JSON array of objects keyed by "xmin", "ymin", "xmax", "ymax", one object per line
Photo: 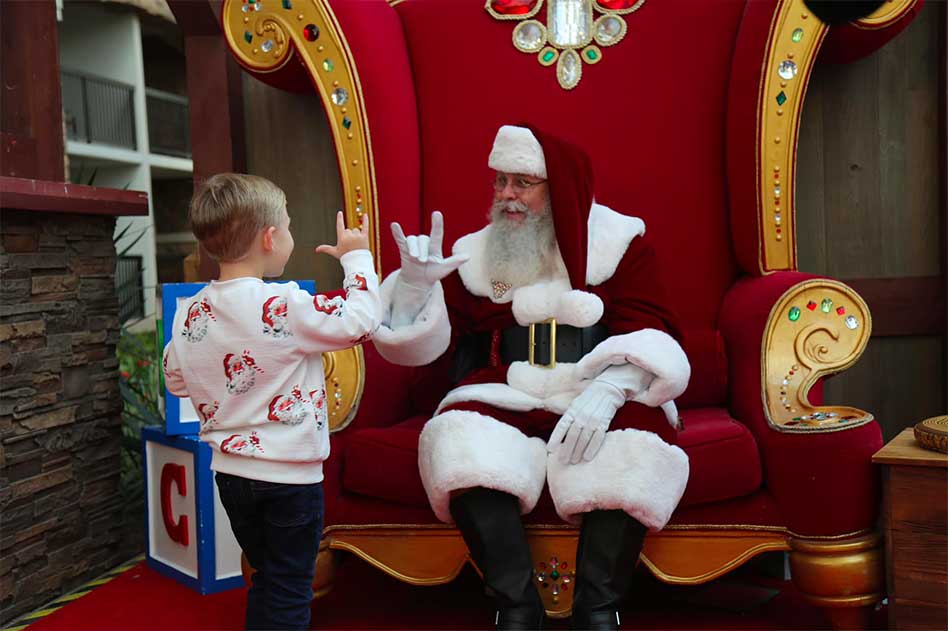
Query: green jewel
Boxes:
[
  {"xmin": 791, "ymin": 28, "xmax": 804, "ymax": 43},
  {"xmin": 586, "ymin": 49, "xmax": 598, "ymax": 61},
  {"xmin": 244, "ymin": 31, "xmax": 253, "ymax": 44},
  {"xmin": 821, "ymin": 298, "xmax": 833, "ymax": 313},
  {"xmin": 543, "ymin": 50, "xmax": 556, "ymax": 62},
  {"xmin": 776, "ymin": 91, "xmax": 787, "ymax": 106},
  {"xmin": 551, "ymin": 570, "xmax": 560, "ymax": 580},
  {"xmin": 323, "ymin": 58, "xmax": 334, "ymax": 72},
  {"xmin": 342, "ymin": 116, "xmax": 351, "ymax": 129},
  {"xmin": 788, "ymin": 306, "xmax": 801, "ymax": 322},
  {"xmin": 282, "ymin": 0, "xmax": 293, "ymax": 9}
]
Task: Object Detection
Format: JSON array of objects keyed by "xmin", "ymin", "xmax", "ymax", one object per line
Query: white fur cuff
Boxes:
[
  {"xmin": 419, "ymin": 410, "xmax": 548, "ymax": 523},
  {"xmin": 577, "ymin": 328, "xmax": 690, "ymax": 408},
  {"xmin": 372, "ymin": 271, "xmax": 451, "ymax": 366},
  {"xmin": 547, "ymin": 428, "xmax": 689, "ymax": 530}
]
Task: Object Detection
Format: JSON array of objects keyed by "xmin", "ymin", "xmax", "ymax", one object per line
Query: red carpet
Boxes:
[{"xmin": 22, "ymin": 555, "xmax": 883, "ymax": 630}]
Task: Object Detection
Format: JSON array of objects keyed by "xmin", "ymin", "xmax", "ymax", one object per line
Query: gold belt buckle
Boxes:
[{"xmin": 528, "ymin": 318, "xmax": 557, "ymax": 369}]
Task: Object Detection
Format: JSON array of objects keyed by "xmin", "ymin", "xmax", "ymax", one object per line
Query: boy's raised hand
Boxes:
[{"xmin": 315, "ymin": 211, "xmax": 370, "ymax": 259}]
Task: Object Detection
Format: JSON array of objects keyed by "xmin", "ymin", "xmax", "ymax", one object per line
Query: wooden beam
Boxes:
[
  {"xmin": 845, "ymin": 276, "xmax": 945, "ymax": 337},
  {"xmin": 0, "ymin": 0, "xmax": 65, "ymax": 182},
  {"xmin": 167, "ymin": 0, "xmax": 247, "ymax": 280},
  {"xmin": 0, "ymin": 176, "xmax": 148, "ymax": 216}
]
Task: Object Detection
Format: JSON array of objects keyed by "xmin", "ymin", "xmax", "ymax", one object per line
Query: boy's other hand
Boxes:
[{"xmin": 315, "ymin": 211, "xmax": 370, "ymax": 259}]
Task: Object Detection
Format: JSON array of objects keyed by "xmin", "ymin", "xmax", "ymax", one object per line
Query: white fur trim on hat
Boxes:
[
  {"xmin": 419, "ymin": 410, "xmax": 548, "ymax": 523},
  {"xmin": 547, "ymin": 428, "xmax": 689, "ymax": 530},
  {"xmin": 371, "ymin": 271, "xmax": 451, "ymax": 367},
  {"xmin": 488, "ymin": 125, "xmax": 547, "ymax": 179}
]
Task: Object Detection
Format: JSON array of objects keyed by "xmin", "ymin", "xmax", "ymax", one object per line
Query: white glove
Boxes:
[
  {"xmin": 548, "ymin": 379, "xmax": 625, "ymax": 465},
  {"xmin": 389, "ymin": 211, "xmax": 467, "ymax": 327},
  {"xmin": 391, "ymin": 211, "xmax": 468, "ymax": 291}
]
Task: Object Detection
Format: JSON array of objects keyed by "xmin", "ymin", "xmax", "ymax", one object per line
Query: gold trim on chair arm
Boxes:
[
  {"xmin": 757, "ymin": 0, "xmax": 829, "ymax": 272},
  {"xmin": 322, "ymin": 344, "xmax": 365, "ymax": 433},
  {"xmin": 852, "ymin": 0, "xmax": 919, "ymax": 29},
  {"xmin": 221, "ymin": 0, "xmax": 381, "ymax": 275},
  {"xmin": 761, "ymin": 279, "xmax": 873, "ymax": 433}
]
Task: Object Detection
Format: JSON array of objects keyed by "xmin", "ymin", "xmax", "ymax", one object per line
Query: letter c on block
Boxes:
[{"xmin": 160, "ymin": 463, "xmax": 190, "ymax": 546}]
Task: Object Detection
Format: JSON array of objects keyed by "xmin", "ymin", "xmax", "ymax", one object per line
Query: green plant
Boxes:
[{"xmin": 117, "ymin": 327, "xmax": 163, "ymax": 502}]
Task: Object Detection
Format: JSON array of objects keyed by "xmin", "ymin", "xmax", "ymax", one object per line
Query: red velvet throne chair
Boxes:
[{"xmin": 221, "ymin": 0, "xmax": 921, "ymax": 625}]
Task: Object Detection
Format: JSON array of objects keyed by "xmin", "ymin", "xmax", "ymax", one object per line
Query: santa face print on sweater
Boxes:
[
  {"xmin": 197, "ymin": 401, "xmax": 220, "ymax": 430},
  {"xmin": 182, "ymin": 297, "xmax": 216, "ymax": 343},
  {"xmin": 262, "ymin": 296, "xmax": 292, "ymax": 338},
  {"xmin": 223, "ymin": 350, "xmax": 264, "ymax": 395},
  {"xmin": 267, "ymin": 386, "xmax": 310, "ymax": 425},
  {"xmin": 220, "ymin": 431, "xmax": 264, "ymax": 456},
  {"xmin": 314, "ymin": 294, "xmax": 345, "ymax": 317},
  {"xmin": 309, "ymin": 387, "xmax": 328, "ymax": 430}
]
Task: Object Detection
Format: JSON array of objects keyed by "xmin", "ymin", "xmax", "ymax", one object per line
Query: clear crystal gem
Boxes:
[
  {"xmin": 549, "ymin": 0, "xmax": 592, "ymax": 48},
  {"xmin": 331, "ymin": 88, "xmax": 349, "ymax": 106},
  {"xmin": 334, "ymin": 391, "xmax": 342, "ymax": 399},
  {"xmin": 778, "ymin": 60, "xmax": 798, "ymax": 80},
  {"xmin": 557, "ymin": 49, "xmax": 581, "ymax": 89},
  {"xmin": 514, "ymin": 21, "xmax": 545, "ymax": 52},
  {"xmin": 595, "ymin": 16, "xmax": 624, "ymax": 45},
  {"xmin": 845, "ymin": 315, "xmax": 859, "ymax": 330},
  {"xmin": 261, "ymin": 39, "xmax": 274, "ymax": 53},
  {"xmin": 774, "ymin": 185, "xmax": 781, "ymax": 198}
]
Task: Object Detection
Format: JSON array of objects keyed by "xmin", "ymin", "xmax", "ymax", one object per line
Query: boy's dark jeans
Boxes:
[{"xmin": 215, "ymin": 472, "xmax": 324, "ymax": 631}]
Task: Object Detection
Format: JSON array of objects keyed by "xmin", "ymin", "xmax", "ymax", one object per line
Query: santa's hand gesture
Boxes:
[{"xmin": 390, "ymin": 211, "xmax": 468, "ymax": 291}]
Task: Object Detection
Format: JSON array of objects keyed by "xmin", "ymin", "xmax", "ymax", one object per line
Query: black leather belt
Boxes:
[
  {"xmin": 450, "ymin": 321, "xmax": 609, "ymax": 382},
  {"xmin": 500, "ymin": 320, "xmax": 608, "ymax": 367}
]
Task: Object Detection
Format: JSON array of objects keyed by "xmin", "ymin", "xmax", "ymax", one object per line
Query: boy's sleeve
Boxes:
[
  {"xmin": 162, "ymin": 339, "xmax": 189, "ymax": 397},
  {"xmin": 288, "ymin": 249, "xmax": 381, "ymax": 353}
]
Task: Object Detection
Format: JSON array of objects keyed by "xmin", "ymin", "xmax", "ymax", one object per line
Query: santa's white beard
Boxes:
[{"xmin": 485, "ymin": 199, "xmax": 557, "ymax": 288}]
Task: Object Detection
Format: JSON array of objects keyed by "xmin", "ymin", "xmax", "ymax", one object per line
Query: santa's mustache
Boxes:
[{"xmin": 492, "ymin": 199, "xmax": 530, "ymax": 215}]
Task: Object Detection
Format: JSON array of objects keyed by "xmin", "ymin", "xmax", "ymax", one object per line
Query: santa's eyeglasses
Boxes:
[{"xmin": 492, "ymin": 173, "xmax": 547, "ymax": 193}]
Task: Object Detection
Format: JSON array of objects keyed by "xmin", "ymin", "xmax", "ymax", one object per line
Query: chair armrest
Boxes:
[
  {"xmin": 719, "ymin": 273, "xmax": 884, "ymax": 536},
  {"xmin": 720, "ymin": 272, "xmax": 875, "ymax": 436}
]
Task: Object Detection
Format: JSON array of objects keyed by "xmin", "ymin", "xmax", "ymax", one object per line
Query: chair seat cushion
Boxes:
[{"xmin": 342, "ymin": 407, "xmax": 761, "ymax": 510}]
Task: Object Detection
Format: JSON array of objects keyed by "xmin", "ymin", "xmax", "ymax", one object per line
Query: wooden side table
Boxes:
[{"xmin": 872, "ymin": 428, "xmax": 948, "ymax": 630}]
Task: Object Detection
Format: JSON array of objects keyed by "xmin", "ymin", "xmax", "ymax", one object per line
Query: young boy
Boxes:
[{"xmin": 162, "ymin": 173, "xmax": 380, "ymax": 630}]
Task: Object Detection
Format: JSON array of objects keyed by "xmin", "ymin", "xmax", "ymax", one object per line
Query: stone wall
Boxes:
[{"xmin": 0, "ymin": 209, "xmax": 141, "ymax": 624}]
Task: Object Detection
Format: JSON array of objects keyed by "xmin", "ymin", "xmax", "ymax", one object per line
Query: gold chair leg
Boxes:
[
  {"xmin": 313, "ymin": 539, "xmax": 340, "ymax": 598},
  {"xmin": 789, "ymin": 533, "xmax": 884, "ymax": 630}
]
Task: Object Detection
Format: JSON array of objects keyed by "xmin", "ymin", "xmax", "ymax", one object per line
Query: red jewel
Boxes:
[
  {"xmin": 807, "ymin": 301, "xmax": 817, "ymax": 310},
  {"xmin": 560, "ymin": 562, "xmax": 567, "ymax": 569},
  {"xmin": 596, "ymin": 0, "xmax": 640, "ymax": 9},
  {"xmin": 489, "ymin": 0, "xmax": 539, "ymax": 15},
  {"xmin": 836, "ymin": 306, "xmax": 846, "ymax": 315},
  {"xmin": 774, "ymin": 198, "xmax": 780, "ymax": 206}
]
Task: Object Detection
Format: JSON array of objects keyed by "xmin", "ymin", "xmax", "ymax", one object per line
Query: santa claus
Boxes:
[
  {"xmin": 223, "ymin": 350, "xmax": 263, "ymax": 396},
  {"xmin": 267, "ymin": 386, "xmax": 309, "ymax": 425},
  {"xmin": 261, "ymin": 295, "xmax": 291, "ymax": 338},
  {"xmin": 182, "ymin": 297, "xmax": 215, "ymax": 343},
  {"xmin": 372, "ymin": 125, "xmax": 690, "ymax": 630}
]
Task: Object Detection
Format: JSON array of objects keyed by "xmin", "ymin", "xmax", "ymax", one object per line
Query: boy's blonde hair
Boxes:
[{"xmin": 189, "ymin": 173, "xmax": 286, "ymax": 262}]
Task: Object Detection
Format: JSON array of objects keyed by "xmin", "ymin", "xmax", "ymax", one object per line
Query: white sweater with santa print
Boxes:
[{"xmin": 162, "ymin": 250, "xmax": 380, "ymax": 484}]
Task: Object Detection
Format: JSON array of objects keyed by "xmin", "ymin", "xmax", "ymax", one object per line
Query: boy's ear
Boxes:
[{"xmin": 262, "ymin": 226, "xmax": 277, "ymax": 252}]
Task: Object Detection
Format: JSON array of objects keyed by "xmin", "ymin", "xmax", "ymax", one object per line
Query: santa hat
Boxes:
[
  {"xmin": 262, "ymin": 296, "xmax": 279, "ymax": 327},
  {"xmin": 223, "ymin": 353, "xmax": 237, "ymax": 380},
  {"xmin": 487, "ymin": 124, "xmax": 593, "ymax": 289}
]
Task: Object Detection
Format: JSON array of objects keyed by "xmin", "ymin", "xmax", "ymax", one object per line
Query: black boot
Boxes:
[
  {"xmin": 570, "ymin": 510, "xmax": 647, "ymax": 631},
  {"xmin": 450, "ymin": 487, "xmax": 545, "ymax": 630}
]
